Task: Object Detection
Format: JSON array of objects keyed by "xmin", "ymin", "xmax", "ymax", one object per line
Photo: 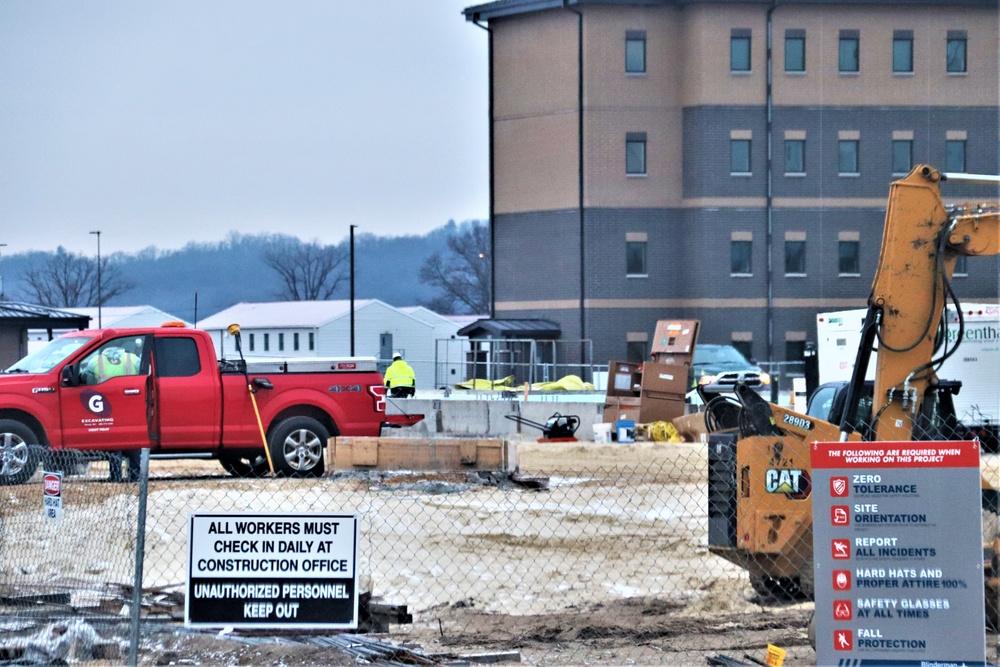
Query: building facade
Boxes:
[{"xmin": 463, "ymin": 0, "xmax": 999, "ymax": 368}]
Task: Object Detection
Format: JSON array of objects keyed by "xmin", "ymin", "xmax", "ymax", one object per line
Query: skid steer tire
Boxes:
[{"xmin": 749, "ymin": 574, "xmax": 801, "ymax": 602}]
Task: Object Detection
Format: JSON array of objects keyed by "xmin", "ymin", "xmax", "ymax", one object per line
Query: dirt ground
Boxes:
[{"xmin": 3, "ymin": 439, "xmax": 999, "ymax": 666}]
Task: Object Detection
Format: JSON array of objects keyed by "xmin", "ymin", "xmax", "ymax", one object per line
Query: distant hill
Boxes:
[{"xmin": 0, "ymin": 221, "xmax": 482, "ymax": 323}]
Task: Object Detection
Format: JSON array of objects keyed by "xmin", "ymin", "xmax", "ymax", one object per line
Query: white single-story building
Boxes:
[
  {"xmin": 27, "ymin": 305, "xmax": 190, "ymax": 354},
  {"xmin": 198, "ymin": 300, "xmax": 465, "ymax": 390}
]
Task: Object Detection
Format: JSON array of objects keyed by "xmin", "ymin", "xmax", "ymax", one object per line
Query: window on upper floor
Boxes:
[
  {"xmin": 626, "ymin": 133, "xmax": 647, "ymax": 176},
  {"xmin": 732, "ymin": 339, "xmax": 754, "ymax": 362},
  {"xmin": 731, "ymin": 240, "xmax": 752, "ymax": 275},
  {"xmin": 839, "ymin": 140, "xmax": 859, "ymax": 175},
  {"xmin": 626, "ymin": 340, "xmax": 648, "ymax": 364},
  {"xmin": 731, "ymin": 139, "xmax": 751, "ymax": 174},
  {"xmin": 626, "ymin": 240, "xmax": 647, "ymax": 276},
  {"xmin": 839, "ymin": 240, "xmax": 861, "ymax": 275},
  {"xmin": 785, "ymin": 30, "xmax": 805, "ymax": 72},
  {"xmin": 892, "ymin": 139, "xmax": 912, "ymax": 175},
  {"xmin": 625, "ymin": 31, "xmax": 646, "ymax": 74},
  {"xmin": 892, "ymin": 31, "xmax": 913, "ymax": 73},
  {"xmin": 785, "ymin": 240, "xmax": 806, "ymax": 275},
  {"xmin": 731, "ymin": 29, "xmax": 751, "ymax": 73},
  {"xmin": 784, "ymin": 139, "xmax": 805, "ymax": 174},
  {"xmin": 947, "ymin": 32, "xmax": 967, "ymax": 73},
  {"xmin": 946, "ymin": 139, "xmax": 966, "ymax": 173},
  {"xmin": 839, "ymin": 31, "xmax": 860, "ymax": 73}
]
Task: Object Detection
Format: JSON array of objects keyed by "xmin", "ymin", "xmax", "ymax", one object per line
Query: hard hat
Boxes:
[{"xmin": 392, "ymin": 353, "xmax": 402, "ymax": 360}]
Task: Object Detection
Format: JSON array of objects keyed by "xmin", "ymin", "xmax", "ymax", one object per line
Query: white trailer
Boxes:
[{"xmin": 816, "ymin": 303, "xmax": 1000, "ymax": 443}]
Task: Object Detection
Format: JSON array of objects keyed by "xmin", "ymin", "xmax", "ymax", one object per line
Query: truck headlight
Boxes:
[
  {"xmin": 699, "ymin": 375, "xmax": 717, "ymax": 386},
  {"xmin": 759, "ymin": 372, "xmax": 771, "ymax": 385}
]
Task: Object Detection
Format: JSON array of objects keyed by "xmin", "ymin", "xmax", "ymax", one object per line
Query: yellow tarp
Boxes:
[
  {"xmin": 455, "ymin": 376, "xmax": 516, "ymax": 390},
  {"xmin": 529, "ymin": 375, "xmax": 595, "ymax": 392}
]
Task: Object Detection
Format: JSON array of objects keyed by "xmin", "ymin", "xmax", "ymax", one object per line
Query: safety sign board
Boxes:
[
  {"xmin": 811, "ymin": 441, "xmax": 987, "ymax": 666},
  {"xmin": 186, "ymin": 513, "xmax": 359, "ymax": 628},
  {"xmin": 42, "ymin": 470, "xmax": 63, "ymax": 521}
]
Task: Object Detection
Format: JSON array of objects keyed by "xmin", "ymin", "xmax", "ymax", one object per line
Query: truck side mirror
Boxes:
[{"xmin": 61, "ymin": 364, "xmax": 80, "ymax": 387}]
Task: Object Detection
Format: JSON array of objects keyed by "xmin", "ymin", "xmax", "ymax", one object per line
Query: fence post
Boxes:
[{"xmin": 127, "ymin": 448, "xmax": 150, "ymax": 666}]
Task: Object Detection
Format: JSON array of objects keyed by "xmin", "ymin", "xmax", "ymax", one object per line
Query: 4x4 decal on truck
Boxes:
[{"xmin": 80, "ymin": 390, "xmax": 112, "ymax": 417}]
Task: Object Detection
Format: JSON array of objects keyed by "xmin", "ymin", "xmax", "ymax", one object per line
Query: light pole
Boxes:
[
  {"xmin": 0, "ymin": 243, "xmax": 6, "ymax": 298},
  {"xmin": 350, "ymin": 225, "xmax": 357, "ymax": 356},
  {"xmin": 90, "ymin": 231, "xmax": 102, "ymax": 327}
]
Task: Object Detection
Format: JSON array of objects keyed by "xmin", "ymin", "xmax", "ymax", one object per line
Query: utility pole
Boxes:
[
  {"xmin": 0, "ymin": 243, "xmax": 7, "ymax": 298},
  {"xmin": 350, "ymin": 225, "xmax": 357, "ymax": 356},
  {"xmin": 90, "ymin": 231, "xmax": 102, "ymax": 327}
]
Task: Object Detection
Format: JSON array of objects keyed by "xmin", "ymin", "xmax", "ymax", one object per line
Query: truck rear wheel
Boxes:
[
  {"xmin": 219, "ymin": 454, "xmax": 271, "ymax": 478},
  {"xmin": 0, "ymin": 420, "xmax": 41, "ymax": 486},
  {"xmin": 268, "ymin": 417, "xmax": 328, "ymax": 478}
]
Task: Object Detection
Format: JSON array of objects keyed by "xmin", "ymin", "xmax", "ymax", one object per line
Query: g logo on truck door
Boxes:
[{"xmin": 81, "ymin": 390, "xmax": 112, "ymax": 417}]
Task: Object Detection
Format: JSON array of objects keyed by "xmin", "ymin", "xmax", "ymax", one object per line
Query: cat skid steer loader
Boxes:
[{"xmin": 702, "ymin": 165, "xmax": 1000, "ymax": 625}]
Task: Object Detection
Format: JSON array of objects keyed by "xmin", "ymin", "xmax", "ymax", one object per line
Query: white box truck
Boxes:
[{"xmin": 816, "ymin": 303, "xmax": 1000, "ymax": 449}]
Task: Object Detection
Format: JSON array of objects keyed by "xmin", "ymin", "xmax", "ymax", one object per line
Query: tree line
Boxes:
[{"xmin": 0, "ymin": 221, "xmax": 491, "ymax": 322}]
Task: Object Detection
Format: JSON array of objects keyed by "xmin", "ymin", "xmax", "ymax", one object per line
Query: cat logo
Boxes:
[{"xmin": 765, "ymin": 468, "xmax": 811, "ymax": 499}]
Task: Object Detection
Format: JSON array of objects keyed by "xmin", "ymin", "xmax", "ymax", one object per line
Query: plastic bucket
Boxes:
[
  {"xmin": 593, "ymin": 423, "xmax": 612, "ymax": 443},
  {"xmin": 616, "ymin": 420, "xmax": 636, "ymax": 444}
]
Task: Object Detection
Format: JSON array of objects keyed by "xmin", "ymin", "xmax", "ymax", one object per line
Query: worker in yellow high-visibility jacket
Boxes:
[{"xmin": 383, "ymin": 353, "xmax": 416, "ymax": 398}]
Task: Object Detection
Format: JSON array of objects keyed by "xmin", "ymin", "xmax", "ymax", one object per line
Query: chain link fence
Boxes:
[{"xmin": 1, "ymin": 423, "xmax": 998, "ymax": 665}]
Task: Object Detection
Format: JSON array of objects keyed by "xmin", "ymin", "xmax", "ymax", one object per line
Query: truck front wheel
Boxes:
[
  {"xmin": 268, "ymin": 417, "xmax": 328, "ymax": 478},
  {"xmin": 0, "ymin": 420, "xmax": 41, "ymax": 486}
]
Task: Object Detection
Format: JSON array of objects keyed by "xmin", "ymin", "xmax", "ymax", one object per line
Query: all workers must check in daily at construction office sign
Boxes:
[
  {"xmin": 811, "ymin": 440, "xmax": 987, "ymax": 666},
  {"xmin": 186, "ymin": 513, "xmax": 359, "ymax": 628}
]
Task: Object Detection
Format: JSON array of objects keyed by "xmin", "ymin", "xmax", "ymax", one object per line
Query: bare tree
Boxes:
[
  {"xmin": 22, "ymin": 247, "xmax": 136, "ymax": 307},
  {"xmin": 263, "ymin": 237, "xmax": 347, "ymax": 301},
  {"xmin": 419, "ymin": 221, "xmax": 491, "ymax": 314}
]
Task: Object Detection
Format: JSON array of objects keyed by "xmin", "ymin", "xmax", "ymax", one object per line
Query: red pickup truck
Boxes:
[{"xmin": 0, "ymin": 324, "xmax": 421, "ymax": 484}]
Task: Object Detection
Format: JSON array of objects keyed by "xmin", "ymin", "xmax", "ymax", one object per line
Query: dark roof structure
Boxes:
[
  {"xmin": 0, "ymin": 302, "xmax": 91, "ymax": 329},
  {"xmin": 458, "ymin": 318, "xmax": 561, "ymax": 339}
]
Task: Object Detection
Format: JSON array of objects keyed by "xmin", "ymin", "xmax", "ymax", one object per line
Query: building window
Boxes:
[
  {"xmin": 625, "ymin": 133, "xmax": 647, "ymax": 176},
  {"xmin": 785, "ymin": 240, "xmax": 806, "ymax": 275},
  {"xmin": 892, "ymin": 31, "xmax": 913, "ymax": 73},
  {"xmin": 946, "ymin": 139, "xmax": 966, "ymax": 173},
  {"xmin": 784, "ymin": 139, "xmax": 805, "ymax": 174},
  {"xmin": 626, "ymin": 241, "xmax": 647, "ymax": 276},
  {"xmin": 263, "ymin": 333, "xmax": 270, "ymax": 352},
  {"xmin": 839, "ymin": 31, "xmax": 860, "ymax": 73},
  {"xmin": 785, "ymin": 340, "xmax": 807, "ymax": 363},
  {"xmin": 838, "ymin": 140, "xmax": 859, "ymax": 175},
  {"xmin": 785, "ymin": 30, "xmax": 805, "ymax": 72},
  {"xmin": 954, "ymin": 255, "xmax": 968, "ymax": 276},
  {"xmin": 839, "ymin": 240, "xmax": 860, "ymax": 275},
  {"xmin": 248, "ymin": 333, "xmax": 255, "ymax": 352},
  {"xmin": 309, "ymin": 332, "xmax": 315, "ymax": 351},
  {"xmin": 947, "ymin": 32, "xmax": 967, "ymax": 73},
  {"xmin": 730, "ymin": 29, "xmax": 751, "ymax": 72},
  {"xmin": 732, "ymin": 340, "xmax": 754, "ymax": 362},
  {"xmin": 626, "ymin": 340, "xmax": 648, "ymax": 364},
  {"xmin": 293, "ymin": 332, "xmax": 300, "ymax": 351},
  {"xmin": 731, "ymin": 240, "xmax": 752, "ymax": 275},
  {"xmin": 625, "ymin": 31, "xmax": 646, "ymax": 74},
  {"xmin": 278, "ymin": 332, "xmax": 284, "ymax": 352},
  {"xmin": 892, "ymin": 139, "xmax": 912, "ymax": 174},
  {"xmin": 731, "ymin": 139, "xmax": 751, "ymax": 174}
]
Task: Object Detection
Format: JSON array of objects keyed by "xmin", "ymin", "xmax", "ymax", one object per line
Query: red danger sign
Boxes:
[{"xmin": 43, "ymin": 473, "xmax": 62, "ymax": 496}]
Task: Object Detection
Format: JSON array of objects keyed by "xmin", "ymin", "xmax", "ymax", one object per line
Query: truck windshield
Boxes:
[{"xmin": 5, "ymin": 335, "xmax": 95, "ymax": 374}]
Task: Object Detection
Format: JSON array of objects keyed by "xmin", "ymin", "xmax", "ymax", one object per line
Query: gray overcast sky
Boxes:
[{"xmin": 0, "ymin": 1, "xmax": 489, "ymax": 256}]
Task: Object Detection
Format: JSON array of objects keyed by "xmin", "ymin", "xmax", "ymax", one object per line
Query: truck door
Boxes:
[
  {"xmin": 60, "ymin": 336, "xmax": 152, "ymax": 451},
  {"xmin": 149, "ymin": 334, "xmax": 221, "ymax": 448}
]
